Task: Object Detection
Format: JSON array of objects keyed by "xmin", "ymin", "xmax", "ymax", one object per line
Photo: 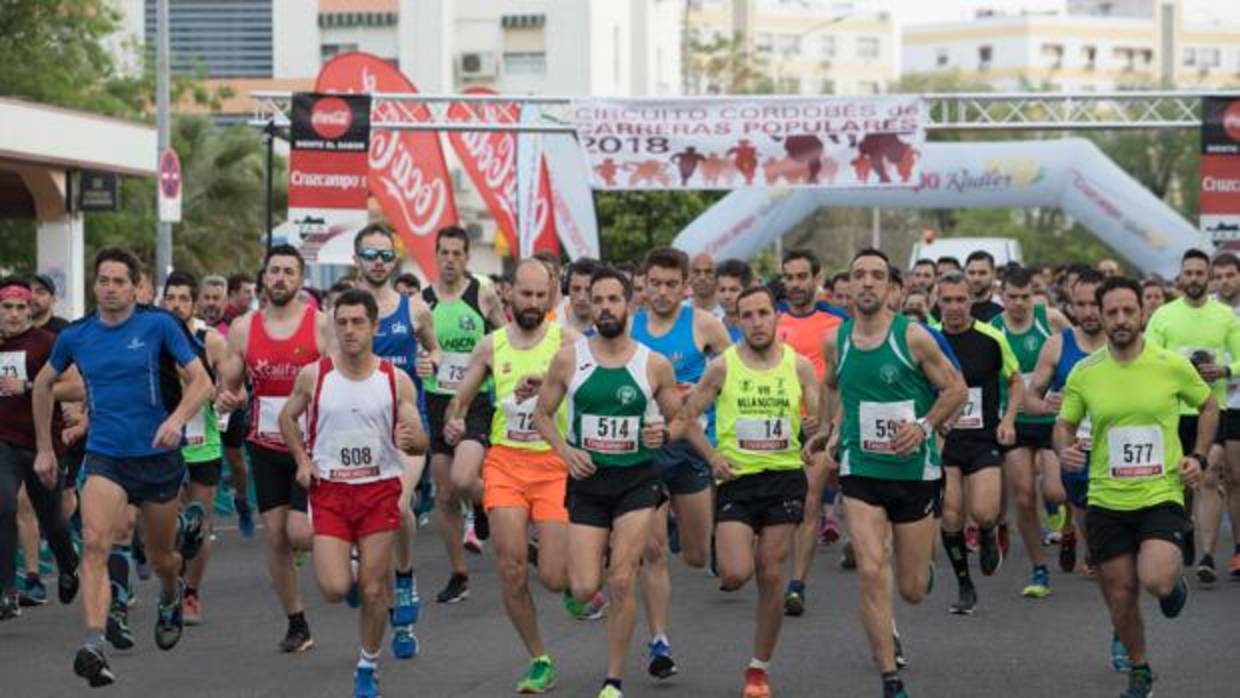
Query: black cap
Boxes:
[{"xmin": 31, "ymin": 274, "xmax": 56, "ymax": 296}]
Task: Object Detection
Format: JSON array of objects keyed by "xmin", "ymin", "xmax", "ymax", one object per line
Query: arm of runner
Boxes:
[
  {"xmin": 646, "ymin": 353, "xmax": 682, "ymax": 450},
  {"xmin": 394, "ymin": 371, "xmax": 428, "ymax": 456},
  {"xmin": 534, "ymin": 343, "xmax": 593, "ymax": 479},
  {"xmin": 1143, "ymin": 307, "xmax": 1167, "ymax": 349},
  {"xmin": 996, "ymin": 330, "xmax": 1023, "ymax": 447},
  {"xmin": 803, "ymin": 328, "xmax": 840, "ymax": 459},
  {"xmin": 796, "ymin": 354, "xmax": 822, "ymax": 439},
  {"xmin": 1024, "ymin": 334, "xmax": 1063, "ymax": 416},
  {"xmin": 695, "ymin": 311, "xmax": 732, "ymax": 357},
  {"xmin": 444, "ymin": 334, "xmax": 493, "ymax": 446},
  {"xmin": 480, "ymin": 282, "xmax": 508, "ymax": 330},
  {"xmin": 218, "ymin": 312, "xmax": 250, "ymax": 411},
  {"xmin": 1221, "ymin": 311, "xmax": 1240, "ymax": 382},
  {"xmin": 410, "ymin": 294, "xmax": 442, "ymax": 377},
  {"xmin": 315, "ymin": 309, "xmax": 337, "ymax": 356},
  {"xmin": 672, "ymin": 356, "xmax": 728, "ymax": 478},
  {"xmin": 1054, "ymin": 368, "xmax": 1087, "ymax": 471},
  {"xmin": 901, "ymin": 322, "xmax": 968, "ymax": 455},
  {"xmin": 280, "ymin": 364, "xmax": 318, "ymax": 489},
  {"xmin": 51, "ymin": 365, "xmax": 84, "ymax": 403},
  {"xmin": 31, "ymin": 360, "xmax": 65, "ymax": 488},
  {"xmin": 1047, "ymin": 307, "xmax": 1072, "ymax": 333}
]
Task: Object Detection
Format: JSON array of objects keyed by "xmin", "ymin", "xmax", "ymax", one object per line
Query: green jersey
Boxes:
[
  {"xmin": 567, "ymin": 339, "xmax": 657, "ymax": 468},
  {"xmin": 837, "ymin": 314, "xmax": 941, "ymax": 482},
  {"xmin": 716, "ymin": 345, "xmax": 803, "ymax": 479},
  {"xmin": 1144, "ymin": 297, "xmax": 1240, "ymax": 414},
  {"xmin": 992, "ymin": 305, "xmax": 1054, "ymax": 424},
  {"xmin": 423, "ymin": 277, "xmax": 491, "ymax": 395},
  {"xmin": 182, "ymin": 401, "xmax": 222, "ymax": 464},
  {"xmin": 1060, "ymin": 341, "xmax": 1211, "ymax": 511}
]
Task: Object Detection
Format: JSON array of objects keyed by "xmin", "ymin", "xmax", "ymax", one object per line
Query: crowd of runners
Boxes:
[{"xmin": 1, "ymin": 223, "xmax": 1236, "ymax": 698}]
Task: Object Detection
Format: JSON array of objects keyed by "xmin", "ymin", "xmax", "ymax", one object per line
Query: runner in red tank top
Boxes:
[{"xmin": 219, "ymin": 245, "xmax": 332, "ymax": 654}]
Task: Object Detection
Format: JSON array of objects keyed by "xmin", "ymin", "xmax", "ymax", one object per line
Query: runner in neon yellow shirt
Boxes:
[{"xmin": 1055, "ymin": 276, "xmax": 1215, "ymax": 698}]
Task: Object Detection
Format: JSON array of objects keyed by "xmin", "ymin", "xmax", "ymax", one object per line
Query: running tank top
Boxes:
[
  {"xmin": 993, "ymin": 305, "xmax": 1054, "ymax": 425},
  {"xmin": 777, "ymin": 304, "xmax": 844, "ymax": 381},
  {"xmin": 631, "ymin": 306, "xmax": 706, "ymax": 386},
  {"xmin": 716, "ymin": 345, "xmax": 803, "ymax": 478},
  {"xmin": 246, "ymin": 305, "xmax": 319, "ymax": 452},
  {"xmin": 374, "ymin": 294, "xmax": 419, "ymax": 379},
  {"xmin": 491, "ymin": 324, "xmax": 567, "ymax": 451},
  {"xmin": 1054, "ymin": 327, "xmax": 1096, "ymax": 460},
  {"xmin": 423, "ymin": 277, "xmax": 490, "ymax": 395},
  {"xmin": 836, "ymin": 314, "xmax": 941, "ymax": 482},
  {"xmin": 567, "ymin": 339, "xmax": 657, "ymax": 468},
  {"xmin": 308, "ymin": 357, "xmax": 403, "ymax": 484},
  {"xmin": 183, "ymin": 324, "xmax": 222, "ymax": 464}
]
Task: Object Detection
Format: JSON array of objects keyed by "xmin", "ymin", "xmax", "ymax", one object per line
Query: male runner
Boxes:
[
  {"xmin": 160, "ymin": 271, "xmax": 229, "ymax": 625},
  {"xmin": 1055, "ymin": 275, "xmax": 1213, "ymax": 698},
  {"xmin": 0, "ymin": 277, "xmax": 79, "ymax": 620},
  {"xmin": 674, "ymin": 286, "xmax": 820, "ymax": 698},
  {"xmin": 562, "ymin": 258, "xmax": 600, "ymax": 336},
  {"xmin": 219, "ymin": 244, "xmax": 332, "ymax": 653},
  {"xmin": 534, "ymin": 267, "xmax": 681, "ymax": 698},
  {"xmin": 805, "ymin": 248, "xmax": 967, "ymax": 698},
  {"xmin": 1210, "ymin": 252, "xmax": 1240, "ymax": 577},
  {"xmin": 30, "ymin": 273, "xmax": 70, "ymax": 332},
  {"xmin": 224, "ymin": 273, "xmax": 255, "ymax": 325},
  {"xmin": 716, "ymin": 258, "xmax": 753, "ymax": 343},
  {"xmin": 965, "ymin": 251, "xmax": 1004, "ymax": 322},
  {"xmin": 632, "ymin": 266, "xmax": 648, "ymax": 311},
  {"xmin": 908, "ymin": 259, "xmax": 937, "ymax": 296},
  {"xmin": 32, "ymin": 247, "xmax": 211, "ymax": 686},
  {"xmin": 936, "ymin": 272, "xmax": 1023, "ymax": 614},
  {"xmin": 776, "ymin": 248, "xmax": 846, "ymax": 616},
  {"xmin": 422, "ymin": 226, "xmax": 507, "ymax": 603},
  {"xmin": 280, "ymin": 289, "xmax": 427, "ymax": 698},
  {"xmin": 991, "ymin": 266, "xmax": 1071, "ymax": 598},
  {"xmin": 352, "ymin": 223, "xmax": 441, "ymax": 658},
  {"xmin": 631, "ymin": 246, "xmax": 731, "ymax": 679},
  {"xmin": 1144, "ymin": 248, "xmax": 1240, "ymax": 581},
  {"xmin": 197, "ymin": 275, "xmax": 229, "ymax": 331},
  {"xmin": 446, "ymin": 259, "xmax": 582, "ymax": 693},
  {"xmin": 688, "ymin": 252, "xmax": 725, "ymax": 319}
]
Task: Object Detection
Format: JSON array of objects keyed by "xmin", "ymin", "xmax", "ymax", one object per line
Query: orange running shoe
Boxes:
[{"xmin": 743, "ymin": 667, "xmax": 771, "ymax": 698}]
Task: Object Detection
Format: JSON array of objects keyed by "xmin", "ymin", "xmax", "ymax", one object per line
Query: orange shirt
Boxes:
[{"xmin": 776, "ymin": 303, "xmax": 847, "ymax": 381}]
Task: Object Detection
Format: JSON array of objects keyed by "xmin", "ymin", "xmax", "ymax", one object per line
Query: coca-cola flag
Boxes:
[
  {"xmin": 1202, "ymin": 96, "xmax": 1240, "ymax": 251},
  {"xmin": 446, "ymin": 87, "xmax": 519, "ymax": 254},
  {"xmin": 287, "ymin": 93, "xmax": 371, "ymax": 237},
  {"xmin": 534, "ymin": 157, "xmax": 559, "ymax": 255},
  {"xmin": 316, "ymin": 52, "xmax": 459, "ymax": 279}
]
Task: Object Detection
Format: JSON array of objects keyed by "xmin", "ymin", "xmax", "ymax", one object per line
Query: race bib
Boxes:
[
  {"xmin": 218, "ymin": 411, "xmax": 232, "ymax": 431},
  {"xmin": 436, "ymin": 352, "xmax": 470, "ymax": 393},
  {"xmin": 1076, "ymin": 415, "xmax": 1092, "ymax": 451},
  {"xmin": 0, "ymin": 351, "xmax": 27, "ymax": 382},
  {"xmin": 581, "ymin": 414, "xmax": 640, "ymax": 454},
  {"xmin": 184, "ymin": 410, "xmax": 207, "ymax": 446},
  {"xmin": 327, "ymin": 429, "xmax": 382, "ymax": 481},
  {"xmin": 1106, "ymin": 425, "xmax": 1164, "ymax": 480},
  {"xmin": 955, "ymin": 387, "xmax": 984, "ymax": 430},
  {"xmin": 502, "ymin": 398, "xmax": 541, "ymax": 443},
  {"xmin": 257, "ymin": 396, "xmax": 302, "ymax": 444},
  {"xmin": 1020, "ymin": 372, "xmax": 1035, "ymax": 389},
  {"xmin": 859, "ymin": 400, "xmax": 915, "ymax": 454},
  {"xmin": 735, "ymin": 417, "xmax": 792, "ymax": 452}
]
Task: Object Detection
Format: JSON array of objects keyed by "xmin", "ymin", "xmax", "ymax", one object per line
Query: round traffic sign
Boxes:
[{"xmin": 160, "ymin": 148, "xmax": 181, "ymax": 199}]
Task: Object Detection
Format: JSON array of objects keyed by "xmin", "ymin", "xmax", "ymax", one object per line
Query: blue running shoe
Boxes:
[
  {"xmin": 392, "ymin": 574, "xmax": 419, "ymax": 626},
  {"xmin": 177, "ymin": 503, "xmax": 206, "ymax": 562},
  {"xmin": 18, "ymin": 574, "xmax": 47, "ymax": 607},
  {"xmin": 1110, "ymin": 635, "xmax": 1132, "ymax": 673},
  {"xmin": 1120, "ymin": 665, "xmax": 1154, "ymax": 698},
  {"xmin": 235, "ymin": 497, "xmax": 256, "ymax": 539},
  {"xmin": 1021, "ymin": 566, "xmax": 1052, "ymax": 599},
  {"xmin": 154, "ymin": 578, "xmax": 185, "ymax": 651},
  {"xmin": 392, "ymin": 624, "xmax": 418, "ymax": 660},
  {"xmin": 354, "ymin": 666, "xmax": 380, "ymax": 698},
  {"xmin": 647, "ymin": 638, "xmax": 677, "ymax": 680}
]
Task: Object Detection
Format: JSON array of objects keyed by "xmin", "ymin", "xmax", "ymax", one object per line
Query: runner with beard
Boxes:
[
  {"xmin": 351, "ymin": 224, "xmax": 441, "ymax": 659},
  {"xmin": 444, "ymin": 260, "xmax": 582, "ymax": 694},
  {"xmin": 1208, "ymin": 252, "xmax": 1240, "ymax": 578},
  {"xmin": 533, "ymin": 267, "xmax": 682, "ymax": 698},
  {"xmin": 218, "ymin": 244, "xmax": 333, "ymax": 653}
]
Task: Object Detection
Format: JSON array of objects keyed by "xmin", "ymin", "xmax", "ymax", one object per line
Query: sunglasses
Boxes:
[{"xmin": 358, "ymin": 248, "xmax": 397, "ymax": 263}]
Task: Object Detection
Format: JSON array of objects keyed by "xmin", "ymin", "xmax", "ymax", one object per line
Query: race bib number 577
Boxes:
[{"xmin": 1106, "ymin": 425, "xmax": 1164, "ymax": 480}]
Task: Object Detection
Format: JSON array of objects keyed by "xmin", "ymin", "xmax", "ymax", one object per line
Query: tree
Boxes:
[
  {"xmin": 684, "ymin": 30, "xmax": 774, "ymax": 96},
  {"xmin": 594, "ymin": 190, "xmax": 726, "ymax": 263}
]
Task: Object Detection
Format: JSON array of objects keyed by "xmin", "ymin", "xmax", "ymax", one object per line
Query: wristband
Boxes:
[{"xmin": 1189, "ymin": 452, "xmax": 1208, "ymax": 470}]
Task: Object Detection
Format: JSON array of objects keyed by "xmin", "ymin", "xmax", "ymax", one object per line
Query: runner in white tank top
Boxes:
[{"xmin": 278, "ymin": 290, "xmax": 427, "ymax": 698}]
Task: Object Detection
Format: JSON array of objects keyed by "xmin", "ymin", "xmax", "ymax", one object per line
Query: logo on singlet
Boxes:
[
  {"xmin": 617, "ymin": 385, "xmax": 638, "ymax": 405},
  {"xmin": 500, "ymin": 362, "xmax": 512, "ymax": 375},
  {"xmin": 459, "ymin": 316, "xmax": 477, "ymax": 332},
  {"xmin": 1024, "ymin": 336, "xmax": 1039, "ymax": 352},
  {"xmin": 879, "ymin": 364, "xmax": 900, "ymax": 384},
  {"xmin": 389, "ymin": 321, "xmax": 408, "ymax": 335}
]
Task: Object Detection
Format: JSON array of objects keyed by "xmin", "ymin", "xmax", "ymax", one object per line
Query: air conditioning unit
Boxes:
[{"xmin": 457, "ymin": 52, "xmax": 498, "ymax": 79}]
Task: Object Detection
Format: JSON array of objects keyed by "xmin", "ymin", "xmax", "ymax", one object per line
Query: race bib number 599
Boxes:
[{"xmin": 859, "ymin": 400, "xmax": 915, "ymax": 454}]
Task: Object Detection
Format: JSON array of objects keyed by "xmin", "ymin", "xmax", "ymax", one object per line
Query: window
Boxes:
[
  {"xmin": 1184, "ymin": 47, "xmax": 1196, "ymax": 67},
  {"xmin": 321, "ymin": 43, "xmax": 358, "ymax": 63},
  {"xmin": 857, "ymin": 80, "xmax": 880, "ymax": 95},
  {"xmin": 820, "ymin": 35, "xmax": 836, "ymax": 58},
  {"xmin": 820, "ymin": 78, "xmax": 836, "ymax": 94},
  {"xmin": 775, "ymin": 34, "xmax": 800, "ymax": 54},
  {"xmin": 1113, "ymin": 47, "xmax": 1135, "ymax": 72},
  {"xmin": 777, "ymin": 76, "xmax": 801, "ymax": 94},
  {"xmin": 857, "ymin": 36, "xmax": 880, "ymax": 61},
  {"xmin": 1042, "ymin": 43, "xmax": 1064, "ymax": 68},
  {"xmin": 1082, "ymin": 45, "xmax": 1097, "ymax": 70},
  {"xmin": 144, "ymin": 0, "xmax": 273, "ymax": 78},
  {"xmin": 978, "ymin": 44, "xmax": 993, "ymax": 71},
  {"xmin": 756, "ymin": 33, "xmax": 774, "ymax": 53},
  {"xmin": 935, "ymin": 48, "xmax": 949, "ymax": 67},
  {"xmin": 503, "ymin": 52, "xmax": 546, "ymax": 76},
  {"xmin": 1200, "ymin": 47, "xmax": 1221, "ymax": 68}
]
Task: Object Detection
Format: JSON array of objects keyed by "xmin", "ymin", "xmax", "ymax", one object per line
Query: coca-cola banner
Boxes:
[
  {"xmin": 287, "ymin": 92, "xmax": 371, "ymax": 236},
  {"xmin": 446, "ymin": 87, "xmax": 519, "ymax": 254},
  {"xmin": 316, "ymin": 52, "xmax": 459, "ymax": 279},
  {"xmin": 1201, "ymin": 96, "xmax": 1240, "ymax": 251},
  {"xmin": 572, "ymin": 96, "xmax": 926, "ymax": 190}
]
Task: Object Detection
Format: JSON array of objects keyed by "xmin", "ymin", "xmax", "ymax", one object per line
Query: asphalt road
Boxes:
[{"xmin": 3, "ymin": 518, "xmax": 1238, "ymax": 698}]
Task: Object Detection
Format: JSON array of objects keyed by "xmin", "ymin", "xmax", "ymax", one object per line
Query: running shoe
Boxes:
[
  {"xmin": 840, "ymin": 540, "xmax": 857, "ymax": 570},
  {"xmin": 1046, "ymin": 505, "xmax": 1067, "ymax": 537},
  {"xmin": 473, "ymin": 503, "xmax": 491, "ymax": 541},
  {"xmin": 964, "ymin": 524, "xmax": 980, "ymax": 553},
  {"xmin": 950, "ymin": 584, "xmax": 978, "ymax": 615},
  {"xmin": 820, "ymin": 513, "xmax": 841, "ymax": 546},
  {"xmin": 598, "ymin": 685, "xmax": 623, "ymax": 698},
  {"xmin": 563, "ymin": 590, "xmax": 608, "ymax": 621},
  {"xmin": 463, "ymin": 524, "xmax": 483, "ymax": 555},
  {"xmin": 647, "ymin": 638, "xmax": 677, "ymax": 680},
  {"xmin": 883, "ymin": 676, "xmax": 909, "ymax": 698},
  {"xmin": 979, "ymin": 527, "xmax": 1004, "ymax": 577},
  {"xmin": 19, "ymin": 574, "xmax": 47, "ymax": 606},
  {"xmin": 1120, "ymin": 665, "xmax": 1154, "ymax": 698},
  {"xmin": 893, "ymin": 629, "xmax": 907, "ymax": 669},
  {"xmin": 74, "ymin": 643, "xmax": 116, "ymax": 687},
  {"xmin": 177, "ymin": 502, "xmax": 207, "ymax": 562},
  {"xmin": 1158, "ymin": 575, "xmax": 1188, "ymax": 619},
  {"xmin": 234, "ymin": 496, "xmax": 256, "ymax": 539},
  {"xmin": 105, "ymin": 602, "xmax": 134, "ymax": 650},
  {"xmin": 58, "ymin": 564, "xmax": 80, "ymax": 605},
  {"xmin": 0, "ymin": 592, "xmax": 19, "ymax": 620},
  {"xmin": 154, "ymin": 578, "xmax": 185, "ymax": 651},
  {"xmin": 279, "ymin": 620, "xmax": 314, "ymax": 653},
  {"xmin": 436, "ymin": 573, "xmax": 470, "ymax": 604},
  {"xmin": 293, "ymin": 549, "xmax": 310, "ymax": 568},
  {"xmin": 1110, "ymin": 635, "xmax": 1132, "ymax": 673},
  {"xmin": 997, "ymin": 522, "xmax": 1011, "ymax": 561},
  {"xmin": 183, "ymin": 590, "xmax": 202, "ymax": 626},
  {"xmin": 783, "ymin": 590, "xmax": 804, "ymax": 617},
  {"xmin": 1231, "ymin": 551, "xmax": 1240, "ymax": 578},
  {"xmin": 1059, "ymin": 530, "xmax": 1077, "ymax": 574},
  {"xmin": 1196, "ymin": 555, "xmax": 1217, "ymax": 586},
  {"xmin": 393, "ymin": 573, "xmax": 419, "ymax": 626},
  {"xmin": 354, "ymin": 666, "xmax": 380, "ymax": 698},
  {"xmin": 742, "ymin": 667, "xmax": 771, "ymax": 698},
  {"xmin": 391, "ymin": 624, "xmax": 418, "ymax": 660},
  {"xmin": 1182, "ymin": 527, "xmax": 1196, "ymax": 568},
  {"xmin": 1021, "ymin": 566, "xmax": 1052, "ymax": 599},
  {"xmin": 516, "ymin": 655, "xmax": 558, "ymax": 694}
]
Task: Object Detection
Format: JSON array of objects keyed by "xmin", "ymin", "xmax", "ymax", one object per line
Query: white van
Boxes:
[{"xmin": 908, "ymin": 237, "xmax": 1023, "ymax": 269}]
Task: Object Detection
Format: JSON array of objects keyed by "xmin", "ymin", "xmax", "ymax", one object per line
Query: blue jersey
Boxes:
[
  {"xmin": 632, "ymin": 306, "xmax": 707, "ymax": 385},
  {"xmin": 1054, "ymin": 328, "xmax": 1094, "ymax": 481},
  {"xmin": 373, "ymin": 294, "xmax": 427, "ymax": 423},
  {"xmin": 50, "ymin": 306, "xmax": 198, "ymax": 458},
  {"xmin": 726, "ymin": 323, "xmax": 743, "ymax": 344}
]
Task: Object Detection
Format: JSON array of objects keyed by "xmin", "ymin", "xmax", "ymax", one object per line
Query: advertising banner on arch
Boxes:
[
  {"xmin": 446, "ymin": 87, "xmax": 519, "ymax": 254},
  {"xmin": 287, "ymin": 92, "xmax": 372, "ymax": 242},
  {"xmin": 571, "ymin": 96, "xmax": 926, "ymax": 190},
  {"xmin": 1201, "ymin": 96, "xmax": 1240, "ymax": 251}
]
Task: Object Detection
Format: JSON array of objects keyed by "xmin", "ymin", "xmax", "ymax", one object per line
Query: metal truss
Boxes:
[{"xmin": 251, "ymin": 90, "xmax": 1238, "ymax": 133}]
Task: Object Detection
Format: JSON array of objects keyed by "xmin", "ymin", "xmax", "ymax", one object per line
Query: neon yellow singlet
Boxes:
[
  {"xmin": 716, "ymin": 345, "xmax": 803, "ymax": 478},
  {"xmin": 490, "ymin": 324, "xmax": 566, "ymax": 451}
]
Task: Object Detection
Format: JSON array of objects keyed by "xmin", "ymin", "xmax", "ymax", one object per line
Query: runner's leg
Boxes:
[
  {"xmin": 1005, "ymin": 448, "xmax": 1048, "ymax": 569},
  {"xmin": 357, "ymin": 530, "xmax": 396, "ymax": 655},
  {"xmin": 1098, "ymin": 553, "xmax": 1145, "ymax": 666},
  {"xmin": 606, "ymin": 507, "xmax": 657, "ymax": 680},
  {"xmin": 80, "ymin": 476, "xmax": 129, "ymax": 632},
  {"xmin": 753, "ymin": 523, "xmax": 795, "ymax": 662},
  {"xmin": 491, "ymin": 507, "xmax": 546, "ymax": 656},
  {"xmin": 639, "ymin": 502, "xmax": 672, "ymax": 638},
  {"xmin": 431, "ymin": 454, "xmax": 467, "ymax": 576},
  {"xmin": 845, "ymin": 496, "xmax": 898, "ymax": 673}
]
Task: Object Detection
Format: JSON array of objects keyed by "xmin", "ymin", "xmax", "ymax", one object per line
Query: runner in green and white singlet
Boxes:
[
  {"xmin": 534, "ymin": 268, "xmax": 681, "ymax": 698},
  {"xmin": 991, "ymin": 268, "xmax": 1071, "ymax": 599},
  {"xmin": 805, "ymin": 249, "xmax": 966, "ymax": 698}
]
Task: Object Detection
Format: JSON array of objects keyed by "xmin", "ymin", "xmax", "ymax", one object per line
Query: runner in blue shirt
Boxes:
[{"xmin": 31, "ymin": 248, "xmax": 213, "ymax": 688}]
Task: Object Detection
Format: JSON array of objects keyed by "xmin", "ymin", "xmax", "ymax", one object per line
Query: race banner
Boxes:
[
  {"xmin": 571, "ymin": 96, "xmax": 926, "ymax": 190},
  {"xmin": 287, "ymin": 92, "xmax": 372, "ymax": 237},
  {"xmin": 543, "ymin": 132, "xmax": 601, "ymax": 260},
  {"xmin": 316, "ymin": 52, "xmax": 459, "ymax": 280},
  {"xmin": 1201, "ymin": 96, "xmax": 1240, "ymax": 251},
  {"xmin": 446, "ymin": 87, "xmax": 519, "ymax": 254}
]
